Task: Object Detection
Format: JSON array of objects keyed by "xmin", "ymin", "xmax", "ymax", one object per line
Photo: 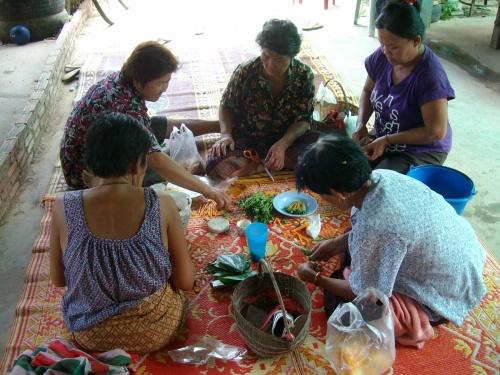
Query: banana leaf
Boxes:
[
  {"xmin": 207, "ymin": 253, "xmax": 249, "ymax": 275},
  {"xmin": 218, "ymin": 270, "xmax": 256, "ymax": 285}
]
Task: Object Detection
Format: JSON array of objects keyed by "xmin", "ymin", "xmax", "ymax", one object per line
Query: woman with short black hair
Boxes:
[
  {"xmin": 352, "ymin": 0, "xmax": 455, "ymax": 174},
  {"xmin": 51, "ymin": 112, "xmax": 195, "ymax": 353},
  {"xmin": 60, "ymin": 41, "xmax": 230, "ymax": 208},
  {"xmin": 296, "ymin": 135, "xmax": 485, "ymax": 348},
  {"xmin": 207, "ymin": 19, "xmax": 318, "ymax": 179}
]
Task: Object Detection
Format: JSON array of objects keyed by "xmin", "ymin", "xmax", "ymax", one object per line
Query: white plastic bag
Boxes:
[
  {"xmin": 345, "ymin": 115, "xmax": 358, "ymax": 138},
  {"xmin": 169, "ymin": 124, "xmax": 202, "ymax": 172},
  {"xmin": 325, "ymin": 288, "xmax": 395, "ymax": 375},
  {"xmin": 306, "ymin": 214, "xmax": 321, "ymax": 240},
  {"xmin": 314, "ymin": 79, "xmax": 349, "ymax": 122},
  {"xmin": 315, "ymin": 81, "xmax": 338, "ymax": 106}
]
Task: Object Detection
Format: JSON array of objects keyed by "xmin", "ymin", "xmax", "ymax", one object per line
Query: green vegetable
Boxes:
[
  {"xmin": 300, "ymin": 247, "xmax": 312, "ymax": 257},
  {"xmin": 284, "ymin": 200, "xmax": 306, "ymax": 215},
  {"xmin": 237, "ymin": 192, "xmax": 274, "ymax": 223}
]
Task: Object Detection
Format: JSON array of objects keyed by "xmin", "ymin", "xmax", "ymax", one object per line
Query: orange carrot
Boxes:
[
  {"xmin": 296, "ymin": 232, "xmax": 310, "ymax": 244},
  {"xmin": 292, "ymin": 224, "xmax": 307, "ymax": 233}
]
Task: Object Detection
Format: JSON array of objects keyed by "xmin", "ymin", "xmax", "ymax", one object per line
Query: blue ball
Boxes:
[{"xmin": 10, "ymin": 25, "xmax": 31, "ymax": 45}]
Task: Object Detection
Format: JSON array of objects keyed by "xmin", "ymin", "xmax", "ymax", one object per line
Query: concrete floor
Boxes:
[
  {"xmin": 0, "ymin": 40, "xmax": 55, "ymax": 141},
  {"xmin": 0, "ymin": 0, "xmax": 499, "ymax": 357}
]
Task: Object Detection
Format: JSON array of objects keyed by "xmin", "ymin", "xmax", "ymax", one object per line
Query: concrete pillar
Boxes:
[
  {"xmin": 420, "ymin": 0, "xmax": 433, "ymax": 30},
  {"xmin": 491, "ymin": 2, "xmax": 500, "ymax": 49}
]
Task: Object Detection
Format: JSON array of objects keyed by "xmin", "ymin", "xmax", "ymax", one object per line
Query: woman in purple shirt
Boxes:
[{"xmin": 352, "ymin": 0, "xmax": 455, "ymax": 173}]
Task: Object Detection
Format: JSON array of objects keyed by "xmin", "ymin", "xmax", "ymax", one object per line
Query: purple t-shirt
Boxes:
[{"xmin": 365, "ymin": 47, "xmax": 455, "ymax": 154}]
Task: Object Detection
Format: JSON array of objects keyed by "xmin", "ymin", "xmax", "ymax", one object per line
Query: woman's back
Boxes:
[
  {"xmin": 350, "ymin": 169, "xmax": 486, "ymax": 324},
  {"xmin": 51, "ymin": 112, "xmax": 195, "ymax": 352},
  {"xmin": 81, "ymin": 184, "xmax": 154, "ymax": 239},
  {"xmin": 62, "ymin": 187, "xmax": 172, "ymax": 331}
]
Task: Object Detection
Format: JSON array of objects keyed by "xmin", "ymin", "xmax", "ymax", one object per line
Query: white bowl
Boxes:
[
  {"xmin": 208, "ymin": 217, "xmax": 230, "ymax": 234},
  {"xmin": 166, "ymin": 191, "xmax": 192, "ymax": 229}
]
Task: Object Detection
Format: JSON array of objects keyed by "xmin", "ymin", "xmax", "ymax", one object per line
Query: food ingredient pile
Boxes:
[
  {"xmin": 237, "ymin": 192, "xmax": 274, "ymax": 223},
  {"xmin": 284, "ymin": 200, "xmax": 306, "ymax": 215}
]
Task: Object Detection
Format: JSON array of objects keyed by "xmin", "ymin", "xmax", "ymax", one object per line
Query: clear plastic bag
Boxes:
[
  {"xmin": 169, "ymin": 124, "xmax": 202, "ymax": 172},
  {"xmin": 168, "ymin": 337, "xmax": 247, "ymax": 365},
  {"xmin": 325, "ymin": 288, "xmax": 395, "ymax": 375},
  {"xmin": 306, "ymin": 214, "xmax": 321, "ymax": 240}
]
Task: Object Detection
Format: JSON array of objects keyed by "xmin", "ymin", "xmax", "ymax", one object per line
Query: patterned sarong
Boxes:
[{"xmin": 73, "ymin": 283, "xmax": 186, "ymax": 354}]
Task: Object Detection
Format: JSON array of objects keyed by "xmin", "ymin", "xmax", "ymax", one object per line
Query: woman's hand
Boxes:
[
  {"xmin": 297, "ymin": 262, "xmax": 320, "ymax": 283},
  {"xmin": 210, "ymin": 135, "xmax": 235, "ymax": 158},
  {"xmin": 309, "ymin": 235, "xmax": 348, "ymax": 261},
  {"xmin": 205, "ymin": 187, "xmax": 231, "ymax": 209},
  {"xmin": 352, "ymin": 125, "xmax": 369, "ymax": 143},
  {"xmin": 363, "ymin": 135, "xmax": 390, "ymax": 161},
  {"xmin": 265, "ymin": 140, "xmax": 287, "ymax": 170}
]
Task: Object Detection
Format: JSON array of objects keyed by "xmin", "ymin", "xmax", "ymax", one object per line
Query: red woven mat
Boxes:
[
  {"xmin": 2, "ymin": 38, "xmax": 497, "ymax": 374},
  {"xmin": 1, "ymin": 171, "xmax": 498, "ymax": 374}
]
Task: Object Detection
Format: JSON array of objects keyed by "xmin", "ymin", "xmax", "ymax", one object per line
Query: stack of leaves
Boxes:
[
  {"xmin": 237, "ymin": 192, "xmax": 274, "ymax": 223},
  {"xmin": 207, "ymin": 254, "xmax": 256, "ymax": 286}
]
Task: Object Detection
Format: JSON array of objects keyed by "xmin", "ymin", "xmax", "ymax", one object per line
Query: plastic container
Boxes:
[
  {"xmin": 245, "ymin": 222, "xmax": 268, "ymax": 262},
  {"xmin": 236, "ymin": 219, "xmax": 251, "ymax": 235},
  {"xmin": 407, "ymin": 165, "xmax": 476, "ymax": 215},
  {"xmin": 208, "ymin": 217, "xmax": 230, "ymax": 234}
]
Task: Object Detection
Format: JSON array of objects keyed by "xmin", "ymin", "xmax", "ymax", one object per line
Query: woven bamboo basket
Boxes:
[
  {"xmin": 316, "ymin": 78, "xmax": 358, "ymax": 117},
  {"xmin": 232, "ymin": 272, "xmax": 311, "ymax": 358}
]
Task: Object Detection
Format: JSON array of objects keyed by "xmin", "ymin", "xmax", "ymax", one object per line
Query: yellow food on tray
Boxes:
[{"xmin": 284, "ymin": 200, "xmax": 306, "ymax": 215}]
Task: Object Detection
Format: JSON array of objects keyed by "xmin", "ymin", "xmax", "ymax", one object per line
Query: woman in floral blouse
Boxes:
[
  {"xmin": 207, "ymin": 19, "xmax": 318, "ymax": 179},
  {"xmin": 60, "ymin": 41, "xmax": 230, "ymax": 208}
]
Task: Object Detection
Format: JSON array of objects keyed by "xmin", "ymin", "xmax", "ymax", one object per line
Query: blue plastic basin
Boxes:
[{"xmin": 407, "ymin": 165, "xmax": 476, "ymax": 215}]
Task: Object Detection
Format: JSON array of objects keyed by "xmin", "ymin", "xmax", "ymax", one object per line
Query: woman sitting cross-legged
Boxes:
[
  {"xmin": 60, "ymin": 40, "xmax": 230, "ymax": 208},
  {"xmin": 207, "ymin": 19, "xmax": 319, "ymax": 179},
  {"xmin": 295, "ymin": 135, "xmax": 486, "ymax": 349},
  {"xmin": 353, "ymin": 0, "xmax": 455, "ymax": 173},
  {"xmin": 49, "ymin": 112, "xmax": 195, "ymax": 353}
]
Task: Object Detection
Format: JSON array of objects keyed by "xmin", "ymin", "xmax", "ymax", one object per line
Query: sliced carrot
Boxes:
[
  {"xmin": 292, "ymin": 224, "xmax": 308, "ymax": 233},
  {"xmin": 296, "ymin": 232, "xmax": 309, "ymax": 243}
]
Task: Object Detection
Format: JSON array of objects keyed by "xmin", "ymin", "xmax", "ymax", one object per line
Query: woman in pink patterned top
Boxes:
[{"xmin": 60, "ymin": 41, "xmax": 230, "ymax": 208}]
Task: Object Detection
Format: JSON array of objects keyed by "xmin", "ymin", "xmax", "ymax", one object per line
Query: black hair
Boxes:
[
  {"xmin": 295, "ymin": 135, "xmax": 372, "ymax": 194},
  {"xmin": 84, "ymin": 112, "xmax": 152, "ymax": 178},
  {"xmin": 375, "ymin": 0, "xmax": 425, "ymax": 39},
  {"xmin": 255, "ymin": 19, "xmax": 301, "ymax": 58}
]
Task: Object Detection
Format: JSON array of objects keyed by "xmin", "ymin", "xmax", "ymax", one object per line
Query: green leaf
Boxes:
[
  {"xmin": 217, "ymin": 270, "xmax": 256, "ymax": 285},
  {"xmin": 207, "ymin": 253, "xmax": 250, "ymax": 275}
]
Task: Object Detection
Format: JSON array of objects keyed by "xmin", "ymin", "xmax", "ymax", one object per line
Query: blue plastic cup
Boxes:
[{"xmin": 245, "ymin": 222, "xmax": 268, "ymax": 262}]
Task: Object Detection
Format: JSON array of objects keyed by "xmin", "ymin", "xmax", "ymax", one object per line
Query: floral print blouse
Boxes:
[
  {"xmin": 60, "ymin": 72, "xmax": 161, "ymax": 189},
  {"xmin": 221, "ymin": 57, "xmax": 315, "ymax": 144}
]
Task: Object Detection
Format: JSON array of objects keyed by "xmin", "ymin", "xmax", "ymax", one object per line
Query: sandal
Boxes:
[{"xmin": 302, "ymin": 21, "xmax": 323, "ymax": 31}]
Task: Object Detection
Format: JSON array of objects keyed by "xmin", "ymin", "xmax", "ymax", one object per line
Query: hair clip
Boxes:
[
  {"xmin": 404, "ymin": 0, "xmax": 416, "ymax": 4},
  {"xmin": 341, "ymin": 160, "xmax": 347, "ymax": 165}
]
